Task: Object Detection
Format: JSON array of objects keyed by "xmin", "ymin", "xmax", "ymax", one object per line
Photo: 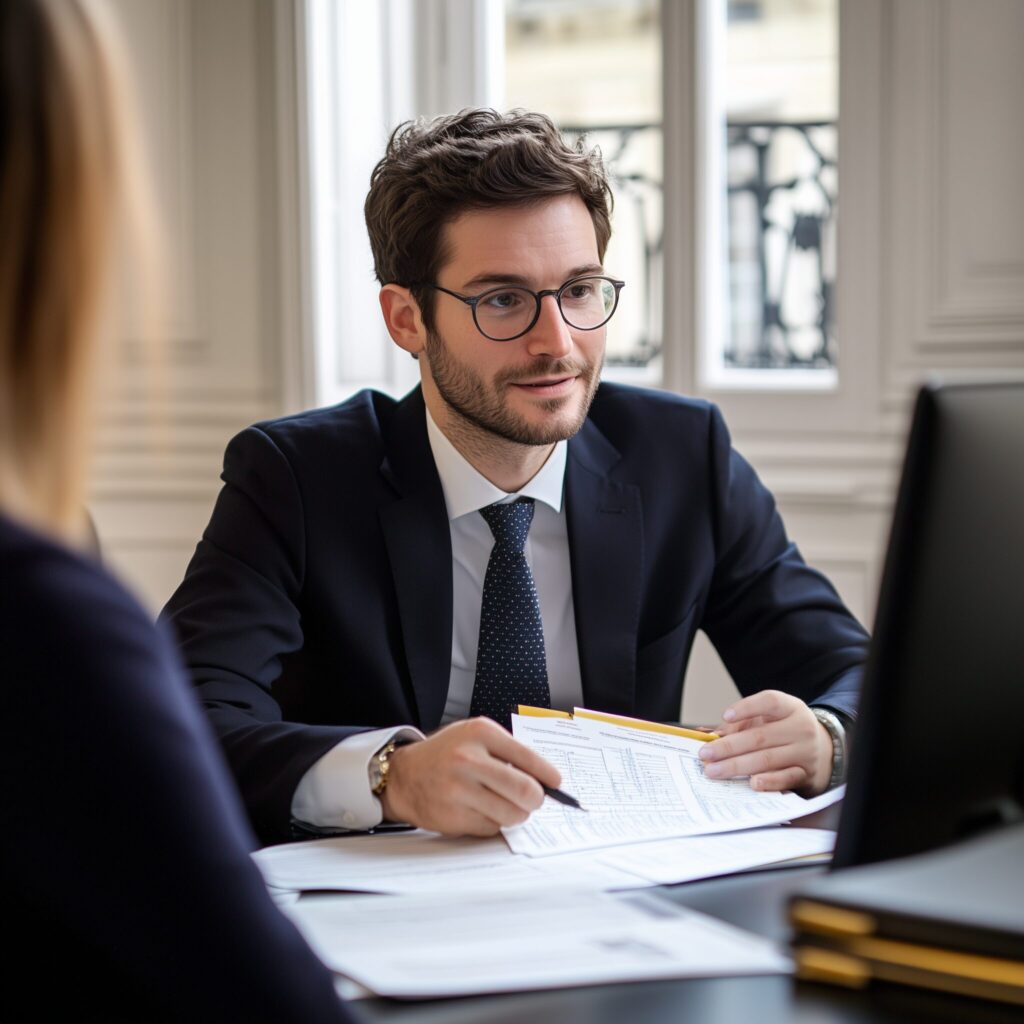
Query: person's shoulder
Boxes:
[
  {"xmin": 0, "ymin": 514, "xmax": 155, "ymax": 664},
  {"xmin": 234, "ymin": 388, "xmax": 416, "ymax": 473},
  {"xmin": 254, "ymin": 388, "xmax": 405, "ymax": 446}
]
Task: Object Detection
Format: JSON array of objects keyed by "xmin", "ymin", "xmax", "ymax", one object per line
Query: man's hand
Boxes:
[
  {"xmin": 379, "ymin": 717, "xmax": 562, "ymax": 836},
  {"xmin": 698, "ymin": 690, "xmax": 833, "ymax": 796}
]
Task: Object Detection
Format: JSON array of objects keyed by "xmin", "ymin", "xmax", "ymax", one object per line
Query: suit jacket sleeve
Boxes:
[
  {"xmin": 161, "ymin": 425, "xmax": 369, "ymax": 842},
  {"xmin": 701, "ymin": 404, "xmax": 865, "ymax": 719}
]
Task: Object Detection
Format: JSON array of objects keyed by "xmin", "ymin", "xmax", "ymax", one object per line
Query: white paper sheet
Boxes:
[
  {"xmin": 285, "ymin": 889, "xmax": 792, "ymax": 997},
  {"xmin": 255, "ymin": 824, "xmax": 834, "ymax": 895},
  {"xmin": 503, "ymin": 713, "xmax": 844, "ymax": 856},
  {"xmin": 253, "ymin": 830, "xmax": 646, "ymax": 894},
  {"xmin": 593, "ymin": 827, "xmax": 835, "ymax": 884}
]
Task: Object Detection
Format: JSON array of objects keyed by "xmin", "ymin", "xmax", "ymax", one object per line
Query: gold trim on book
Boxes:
[
  {"xmin": 848, "ymin": 934, "xmax": 1024, "ymax": 989},
  {"xmin": 795, "ymin": 947, "xmax": 871, "ymax": 988},
  {"xmin": 793, "ymin": 925, "xmax": 1024, "ymax": 1003},
  {"xmin": 791, "ymin": 899, "xmax": 876, "ymax": 937},
  {"xmin": 795, "ymin": 939, "xmax": 1024, "ymax": 1006}
]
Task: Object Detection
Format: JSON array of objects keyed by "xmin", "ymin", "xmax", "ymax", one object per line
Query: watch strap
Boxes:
[{"xmin": 811, "ymin": 707, "xmax": 847, "ymax": 790}]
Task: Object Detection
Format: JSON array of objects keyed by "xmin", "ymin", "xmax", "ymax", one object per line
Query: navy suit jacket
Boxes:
[
  {"xmin": 1, "ymin": 514, "xmax": 353, "ymax": 1023},
  {"xmin": 163, "ymin": 383, "xmax": 868, "ymax": 844}
]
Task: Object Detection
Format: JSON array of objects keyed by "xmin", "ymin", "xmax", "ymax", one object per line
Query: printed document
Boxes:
[
  {"xmin": 590, "ymin": 826, "xmax": 835, "ymax": 884},
  {"xmin": 503, "ymin": 711, "xmax": 843, "ymax": 856},
  {"xmin": 254, "ymin": 825, "xmax": 834, "ymax": 894},
  {"xmin": 253, "ymin": 830, "xmax": 642, "ymax": 893},
  {"xmin": 284, "ymin": 888, "xmax": 792, "ymax": 997}
]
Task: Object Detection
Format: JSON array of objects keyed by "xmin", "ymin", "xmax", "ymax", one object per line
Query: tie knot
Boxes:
[{"xmin": 480, "ymin": 498, "xmax": 535, "ymax": 553}]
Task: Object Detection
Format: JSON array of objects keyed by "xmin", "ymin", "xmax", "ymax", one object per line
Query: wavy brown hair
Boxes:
[
  {"xmin": 364, "ymin": 108, "xmax": 613, "ymax": 331},
  {"xmin": 0, "ymin": 0, "xmax": 153, "ymax": 538}
]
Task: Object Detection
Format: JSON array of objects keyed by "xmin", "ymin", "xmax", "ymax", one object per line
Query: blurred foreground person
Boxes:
[{"xmin": 0, "ymin": 2, "xmax": 356, "ymax": 1020}]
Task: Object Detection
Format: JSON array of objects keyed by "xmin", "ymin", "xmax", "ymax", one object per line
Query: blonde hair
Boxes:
[{"xmin": 0, "ymin": 0, "xmax": 155, "ymax": 539}]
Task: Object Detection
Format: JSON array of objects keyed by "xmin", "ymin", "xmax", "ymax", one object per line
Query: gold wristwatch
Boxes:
[{"xmin": 369, "ymin": 739, "xmax": 398, "ymax": 797}]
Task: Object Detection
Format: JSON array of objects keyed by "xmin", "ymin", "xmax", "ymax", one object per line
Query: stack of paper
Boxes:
[
  {"xmin": 283, "ymin": 888, "xmax": 792, "ymax": 998},
  {"xmin": 254, "ymin": 826, "xmax": 834, "ymax": 895}
]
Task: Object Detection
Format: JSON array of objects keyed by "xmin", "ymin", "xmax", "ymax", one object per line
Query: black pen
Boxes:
[{"xmin": 542, "ymin": 784, "xmax": 586, "ymax": 811}]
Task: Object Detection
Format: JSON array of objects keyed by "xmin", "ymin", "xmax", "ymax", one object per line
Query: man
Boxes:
[{"xmin": 163, "ymin": 109, "xmax": 866, "ymax": 846}]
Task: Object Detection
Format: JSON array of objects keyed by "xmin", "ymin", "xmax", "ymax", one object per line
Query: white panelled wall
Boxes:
[
  {"xmin": 92, "ymin": 0, "xmax": 293, "ymax": 611},
  {"xmin": 93, "ymin": 2, "xmax": 1024, "ymax": 732}
]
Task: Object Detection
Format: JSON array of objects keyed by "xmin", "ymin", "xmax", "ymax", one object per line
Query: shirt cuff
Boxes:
[{"xmin": 290, "ymin": 726, "xmax": 424, "ymax": 831}]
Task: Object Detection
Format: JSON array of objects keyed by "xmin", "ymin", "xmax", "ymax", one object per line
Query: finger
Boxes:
[
  {"xmin": 721, "ymin": 689, "xmax": 796, "ymax": 726},
  {"xmin": 700, "ymin": 723, "xmax": 784, "ymax": 764},
  {"xmin": 462, "ymin": 781, "xmax": 537, "ymax": 829},
  {"xmin": 749, "ymin": 766, "xmax": 808, "ymax": 792},
  {"xmin": 715, "ymin": 715, "xmax": 768, "ymax": 737},
  {"xmin": 474, "ymin": 758, "xmax": 546, "ymax": 813},
  {"xmin": 712, "ymin": 710, "xmax": 820, "ymax": 757},
  {"xmin": 473, "ymin": 719, "xmax": 562, "ymax": 788},
  {"xmin": 701, "ymin": 742, "xmax": 801, "ymax": 781}
]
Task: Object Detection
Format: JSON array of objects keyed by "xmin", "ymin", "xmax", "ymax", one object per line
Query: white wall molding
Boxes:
[
  {"xmin": 95, "ymin": 0, "xmax": 287, "ymax": 606},
  {"xmin": 883, "ymin": 0, "xmax": 1024, "ymax": 387},
  {"xmin": 921, "ymin": 1, "xmax": 1024, "ymax": 340}
]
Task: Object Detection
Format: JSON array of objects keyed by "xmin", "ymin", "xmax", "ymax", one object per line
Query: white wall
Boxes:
[{"xmin": 91, "ymin": 0, "xmax": 294, "ymax": 612}]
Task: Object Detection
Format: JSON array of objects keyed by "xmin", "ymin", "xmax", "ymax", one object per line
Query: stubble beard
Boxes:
[{"xmin": 425, "ymin": 329, "xmax": 603, "ymax": 449}]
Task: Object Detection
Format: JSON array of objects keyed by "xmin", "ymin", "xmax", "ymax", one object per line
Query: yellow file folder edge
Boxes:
[
  {"xmin": 791, "ymin": 898, "xmax": 1024, "ymax": 1006},
  {"xmin": 516, "ymin": 705, "xmax": 720, "ymax": 743}
]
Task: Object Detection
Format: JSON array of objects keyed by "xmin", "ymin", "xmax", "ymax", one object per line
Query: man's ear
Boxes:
[{"xmin": 379, "ymin": 285, "xmax": 426, "ymax": 357}]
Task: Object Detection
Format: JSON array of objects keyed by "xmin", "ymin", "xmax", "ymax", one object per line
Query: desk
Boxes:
[{"xmin": 352, "ymin": 866, "xmax": 1022, "ymax": 1024}]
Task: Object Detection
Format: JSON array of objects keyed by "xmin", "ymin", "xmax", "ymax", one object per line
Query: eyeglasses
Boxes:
[{"xmin": 420, "ymin": 275, "xmax": 625, "ymax": 342}]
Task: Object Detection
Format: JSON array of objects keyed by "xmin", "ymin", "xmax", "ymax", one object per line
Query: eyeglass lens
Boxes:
[{"xmin": 475, "ymin": 277, "xmax": 618, "ymax": 340}]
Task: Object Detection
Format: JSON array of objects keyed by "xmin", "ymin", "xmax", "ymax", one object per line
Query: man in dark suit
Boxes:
[{"xmin": 163, "ymin": 110, "xmax": 867, "ymax": 846}]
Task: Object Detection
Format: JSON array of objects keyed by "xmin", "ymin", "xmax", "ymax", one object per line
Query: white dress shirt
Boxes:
[{"xmin": 290, "ymin": 407, "xmax": 584, "ymax": 830}]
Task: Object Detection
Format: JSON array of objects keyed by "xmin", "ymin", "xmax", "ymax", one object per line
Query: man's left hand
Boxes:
[{"xmin": 698, "ymin": 690, "xmax": 833, "ymax": 795}]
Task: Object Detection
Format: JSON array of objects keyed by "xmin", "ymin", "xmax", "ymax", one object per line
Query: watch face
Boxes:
[{"xmin": 370, "ymin": 741, "xmax": 395, "ymax": 795}]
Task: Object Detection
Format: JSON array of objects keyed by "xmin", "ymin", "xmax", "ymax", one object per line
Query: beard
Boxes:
[{"xmin": 424, "ymin": 329, "xmax": 603, "ymax": 447}]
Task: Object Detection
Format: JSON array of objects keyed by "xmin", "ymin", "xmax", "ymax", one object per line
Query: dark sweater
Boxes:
[{"xmin": 0, "ymin": 513, "xmax": 356, "ymax": 1023}]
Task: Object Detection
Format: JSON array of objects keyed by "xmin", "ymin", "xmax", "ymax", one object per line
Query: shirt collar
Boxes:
[{"xmin": 425, "ymin": 406, "xmax": 567, "ymax": 521}]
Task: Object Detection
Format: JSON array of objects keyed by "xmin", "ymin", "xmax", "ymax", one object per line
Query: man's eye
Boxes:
[
  {"xmin": 563, "ymin": 281, "xmax": 597, "ymax": 302},
  {"xmin": 482, "ymin": 290, "xmax": 524, "ymax": 311}
]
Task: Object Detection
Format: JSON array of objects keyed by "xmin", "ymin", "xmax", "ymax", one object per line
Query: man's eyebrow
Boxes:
[{"xmin": 459, "ymin": 264, "xmax": 605, "ymax": 291}]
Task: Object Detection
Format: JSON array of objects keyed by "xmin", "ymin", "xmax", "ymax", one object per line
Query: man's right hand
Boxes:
[{"xmin": 378, "ymin": 717, "xmax": 561, "ymax": 837}]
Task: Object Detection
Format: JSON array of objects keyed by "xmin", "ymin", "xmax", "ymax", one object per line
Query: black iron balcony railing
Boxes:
[
  {"xmin": 726, "ymin": 119, "xmax": 837, "ymax": 371},
  {"xmin": 561, "ymin": 119, "xmax": 838, "ymax": 372},
  {"xmin": 561, "ymin": 123, "xmax": 663, "ymax": 368}
]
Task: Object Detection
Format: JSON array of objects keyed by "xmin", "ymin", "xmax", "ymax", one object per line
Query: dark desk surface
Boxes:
[{"xmin": 355, "ymin": 866, "xmax": 1024, "ymax": 1024}]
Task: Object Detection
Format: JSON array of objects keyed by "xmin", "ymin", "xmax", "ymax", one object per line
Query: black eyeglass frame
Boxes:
[{"xmin": 417, "ymin": 275, "xmax": 626, "ymax": 342}]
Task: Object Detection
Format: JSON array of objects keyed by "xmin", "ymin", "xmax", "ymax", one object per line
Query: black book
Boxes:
[{"xmin": 790, "ymin": 825, "xmax": 1024, "ymax": 1005}]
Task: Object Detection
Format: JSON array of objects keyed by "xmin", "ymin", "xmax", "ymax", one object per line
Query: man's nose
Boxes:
[{"xmin": 524, "ymin": 294, "xmax": 573, "ymax": 358}]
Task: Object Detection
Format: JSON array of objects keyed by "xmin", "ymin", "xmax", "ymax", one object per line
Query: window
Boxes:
[
  {"xmin": 506, "ymin": 0, "xmax": 663, "ymax": 384},
  {"xmin": 702, "ymin": 0, "xmax": 839, "ymax": 389}
]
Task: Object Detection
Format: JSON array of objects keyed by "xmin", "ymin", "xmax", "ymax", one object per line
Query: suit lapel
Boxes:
[
  {"xmin": 566, "ymin": 420, "xmax": 643, "ymax": 715},
  {"xmin": 378, "ymin": 389, "xmax": 453, "ymax": 732}
]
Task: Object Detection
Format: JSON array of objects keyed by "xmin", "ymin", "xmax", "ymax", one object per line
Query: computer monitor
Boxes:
[{"xmin": 833, "ymin": 380, "xmax": 1024, "ymax": 868}]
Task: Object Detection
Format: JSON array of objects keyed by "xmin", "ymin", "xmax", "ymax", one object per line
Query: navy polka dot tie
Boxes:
[{"xmin": 470, "ymin": 499, "xmax": 551, "ymax": 730}]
